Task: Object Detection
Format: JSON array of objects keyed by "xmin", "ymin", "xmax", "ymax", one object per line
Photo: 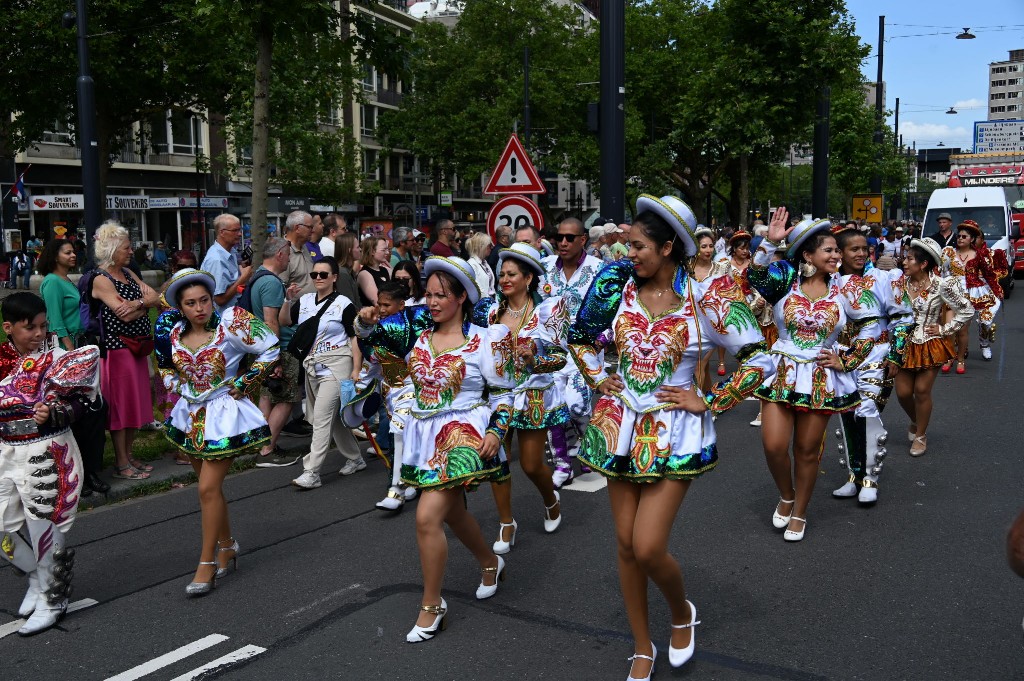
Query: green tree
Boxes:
[{"xmin": 376, "ymin": 0, "xmax": 596, "ymax": 227}]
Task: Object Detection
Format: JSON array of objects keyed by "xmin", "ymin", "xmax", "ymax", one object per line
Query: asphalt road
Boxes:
[{"xmin": 2, "ymin": 295, "xmax": 1022, "ymax": 681}]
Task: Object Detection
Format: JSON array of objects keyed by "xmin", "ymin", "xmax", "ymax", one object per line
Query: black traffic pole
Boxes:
[
  {"xmin": 523, "ymin": 46, "xmax": 531, "ymax": 150},
  {"xmin": 64, "ymin": 2, "xmax": 102, "ymax": 256},
  {"xmin": 599, "ymin": 0, "xmax": 625, "ymax": 223}
]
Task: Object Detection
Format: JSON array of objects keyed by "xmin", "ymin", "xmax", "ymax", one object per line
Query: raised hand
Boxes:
[{"xmin": 767, "ymin": 207, "xmax": 793, "ymax": 243}]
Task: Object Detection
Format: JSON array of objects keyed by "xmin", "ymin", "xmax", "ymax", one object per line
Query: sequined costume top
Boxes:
[
  {"xmin": 540, "ymin": 253, "xmax": 604, "ymax": 319},
  {"xmin": 568, "ymin": 260, "xmax": 776, "ymax": 415},
  {"xmin": 356, "ymin": 316, "xmax": 515, "ymax": 442},
  {"xmin": 941, "ymin": 245, "xmax": 1004, "ymax": 298},
  {"xmin": 474, "ymin": 295, "xmax": 569, "ymax": 388},
  {"xmin": 358, "ymin": 305, "xmax": 432, "ymax": 396},
  {"xmin": 837, "ymin": 268, "xmax": 915, "ymax": 367},
  {"xmin": 747, "ymin": 241, "xmax": 875, "ymax": 372},
  {"xmin": 155, "ymin": 307, "xmax": 280, "ymax": 403},
  {"xmin": 0, "ymin": 340, "xmax": 99, "ymax": 441},
  {"xmin": 906, "ymin": 273, "xmax": 975, "ymax": 344},
  {"xmin": 726, "ymin": 258, "xmax": 773, "ymax": 327}
]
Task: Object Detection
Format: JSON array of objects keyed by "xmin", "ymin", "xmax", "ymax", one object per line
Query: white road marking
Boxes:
[
  {"xmin": 562, "ymin": 472, "xmax": 607, "ymax": 493},
  {"xmin": 167, "ymin": 644, "xmax": 267, "ymax": 681},
  {"xmin": 0, "ymin": 598, "xmax": 98, "ymax": 639},
  {"xmin": 105, "ymin": 633, "xmax": 229, "ymax": 681}
]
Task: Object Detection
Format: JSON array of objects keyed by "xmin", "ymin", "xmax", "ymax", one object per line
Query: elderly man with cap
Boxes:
[{"xmin": 152, "ymin": 240, "xmax": 169, "ymax": 271}]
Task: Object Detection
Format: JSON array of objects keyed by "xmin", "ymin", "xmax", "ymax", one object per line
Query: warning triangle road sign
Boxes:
[{"xmin": 484, "ymin": 134, "xmax": 546, "ymax": 195}]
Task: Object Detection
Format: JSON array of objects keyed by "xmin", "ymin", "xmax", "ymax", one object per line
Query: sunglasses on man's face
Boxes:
[
  {"xmin": 555, "ymin": 233, "xmax": 584, "ymax": 243},
  {"xmin": 309, "ymin": 271, "xmax": 332, "ymax": 279}
]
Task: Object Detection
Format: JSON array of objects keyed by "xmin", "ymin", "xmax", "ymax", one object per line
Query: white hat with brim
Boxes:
[
  {"xmin": 693, "ymin": 227, "xmax": 714, "ymax": 241},
  {"xmin": 910, "ymin": 237, "xmax": 943, "ymax": 267},
  {"xmin": 635, "ymin": 194, "xmax": 699, "ymax": 257},
  {"xmin": 163, "ymin": 268, "xmax": 216, "ymax": 309},
  {"xmin": 423, "ymin": 256, "xmax": 482, "ymax": 304},
  {"xmin": 785, "ymin": 218, "xmax": 833, "ymax": 259},
  {"xmin": 341, "ymin": 379, "xmax": 384, "ymax": 429},
  {"xmin": 497, "ymin": 242, "xmax": 545, "ymax": 276}
]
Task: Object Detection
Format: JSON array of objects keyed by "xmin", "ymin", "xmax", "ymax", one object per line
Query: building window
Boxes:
[
  {"xmin": 1009, "ymin": 91, "xmax": 1020, "ymax": 98},
  {"xmin": 992, "ymin": 92, "xmax": 1006, "ymax": 100},
  {"xmin": 1009, "ymin": 105, "xmax": 1019, "ymax": 112},
  {"xmin": 363, "ymin": 149, "xmax": 378, "ymax": 180},
  {"xmin": 360, "ymin": 105, "xmax": 376, "ymax": 137},
  {"xmin": 148, "ymin": 111, "xmax": 202, "ymax": 155},
  {"xmin": 991, "ymin": 106, "xmax": 1006, "ymax": 113},
  {"xmin": 993, "ymin": 80, "xmax": 1006, "ymax": 87},
  {"xmin": 1010, "ymin": 65, "xmax": 1020, "ymax": 72},
  {"xmin": 1009, "ymin": 79, "xmax": 1021, "ymax": 86},
  {"xmin": 40, "ymin": 120, "xmax": 73, "ymax": 144},
  {"xmin": 361, "ymin": 64, "xmax": 377, "ymax": 92}
]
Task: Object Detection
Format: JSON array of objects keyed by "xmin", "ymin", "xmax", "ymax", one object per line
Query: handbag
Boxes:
[
  {"xmin": 286, "ymin": 293, "xmax": 338, "ymax": 361},
  {"xmin": 119, "ymin": 334, "xmax": 155, "ymax": 357}
]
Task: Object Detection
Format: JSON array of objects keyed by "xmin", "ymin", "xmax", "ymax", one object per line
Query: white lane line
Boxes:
[
  {"xmin": 0, "ymin": 598, "xmax": 99, "ymax": 639},
  {"xmin": 168, "ymin": 644, "xmax": 267, "ymax": 681},
  {"xmin": 105, "ymin": 633, "xmax": 229, "ymax": 681},
  {"xmin": 562, "ymin": 472, "xmax": 607, "ymax": 493}
]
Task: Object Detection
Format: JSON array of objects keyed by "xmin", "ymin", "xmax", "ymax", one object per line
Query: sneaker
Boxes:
[
  {"xmin": 982, "ymin": 346, "xmax": 992, "ymax": 360},
  {"xmin": 366, "ymin": 446, "xmax": 390, "ymax": 457},
  {"xmin": 339, "ymin": 457, "xmax": 368, "ymax": 476},
  {"xmin": 282, "ymin": 419, "xmax": 313, "ymax": 436},
  {"xmin": 256, "ymin": 453, "xmax": 301, "ymax": 468},
  {"xmin": 291, "ymin": 470, "xmax": 322, "ymax": 489}
]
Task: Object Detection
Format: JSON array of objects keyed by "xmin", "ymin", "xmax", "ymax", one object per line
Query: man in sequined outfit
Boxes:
[{"xmin": 0, "ymin": 293, "xmax": 99, "ymax": 636}]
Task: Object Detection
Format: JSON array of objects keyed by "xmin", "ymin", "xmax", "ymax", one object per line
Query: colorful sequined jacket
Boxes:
[
  {"xmin": 539, "ymin": 253, "xmax": 604, "ymax": 318},
  {"xmin": 941, "ymin": 244, "xmax": 1005, "ymax": 298},
  {"xmin": 0, "ymin": 340, "xmax": 99, "ymax": 437},
  {"xmin": 725, "ymin": 259, "xmax": 773, "ymax": 327},
  {"xmin": 747, "ymin": 241, "xmax": 874, "ymax": 373},
  {"xmin": 906, "ymin": 273, "xmax": 975, "ymax": 344},
  {"xmin": 567, "ymin": 260, "xmax": 776, "ymax": 415},
  {"xmin": 473, "ymin": 295, "xmax": 569, "ymax": 391},
  {"xmin": 837, "ymin": 268, "xmax": 915, "ymax": 367},
  {"xmin": 155, "ymin": 307, "xmax": 280, "ymax": 402},
  {"xmin": 355, "ymin": 314, "xmax": 515, "ymax": 441},
  {"xmin": 357, "ymin": 305, "xmax": 432, "ymax": 396}
]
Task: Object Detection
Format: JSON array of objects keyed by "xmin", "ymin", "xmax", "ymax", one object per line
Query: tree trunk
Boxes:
[
  {"xmin": 249, "ymin": 13, "xmax": 274, "ymax": 259},
  {"xmin": 737, "ymin": 153, "xmax": 750, "ymax": 229}
]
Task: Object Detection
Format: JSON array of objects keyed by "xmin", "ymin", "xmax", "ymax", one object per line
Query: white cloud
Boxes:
[
  {"xmin": 899, "ymin": 120, "xmax": 972, "ymax": 148},
  {"xmin": 952, "ymin": 98, "xmax": 985, "ymax": 109}
]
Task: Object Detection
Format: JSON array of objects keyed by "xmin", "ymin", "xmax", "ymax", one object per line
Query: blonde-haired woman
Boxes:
[
  {"xmin": 90, "ymin": 221, "xmax": 161, "ymax": 479},
  {"xmin": 464, "ymin": 232, "xmax": 495, "ymax": 298},
  {"xmin": 356, "ymin": 236, "xmax": 391, "ymax": 306}
]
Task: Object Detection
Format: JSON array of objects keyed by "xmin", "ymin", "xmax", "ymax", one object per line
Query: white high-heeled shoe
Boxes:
[
  {"xmin": 668, "ymin": 601, "xmax": 700, "ymax": 667},
  {"xmin": 544, "ymin": 491, "xmax": 562, "ymax": 533},
  {"xmin": 626, "ymin": 643, "xmax": 657, "ymax": 681},
  {"xmin": 772, "ymin": 498, "xmax": 794, "ymax": 529},
  {"xmin": 475, "ymin": 555, "xmax": 506, "ymax": 600},
  {"xmin": 784, "ymin": 517, "xmax": 807, "ymax": 542},
  {"xmin": 492, "ymin": 520, "xmax": 517, "ymax": 554},
  {"xmin": 406, "ymin": 598, "xmax": 447, "ymax": 643}
]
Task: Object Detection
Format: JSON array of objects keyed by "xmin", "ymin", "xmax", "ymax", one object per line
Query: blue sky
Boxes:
[{"xmin": 844, "ymin": 0, "xmax": 1024, "ymax": 151}]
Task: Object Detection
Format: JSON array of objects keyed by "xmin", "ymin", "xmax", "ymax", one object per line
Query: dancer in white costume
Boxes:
[
  {"xmin": 829, "ymin": 227, "xmax": 914, "ymax": 505},
  {"xmin": 0, "ymin": 293, "xmax": 98, "ymax": 636}
]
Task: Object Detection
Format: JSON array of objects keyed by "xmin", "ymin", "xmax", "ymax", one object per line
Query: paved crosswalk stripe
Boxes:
[
  {"xmin": 561, "ymin": 472, "xmax": 607, "ymax": 493},
  {"xmin": 105, "ymin": 634, "xmax": 229, "ymax": 681},
  {"xmin": 167, "ymin": 644, "xmax": 267, "ymax": 681},
  {"xmin": 0, "ymin": 598, "xmax": 98, "ymax": 640}
]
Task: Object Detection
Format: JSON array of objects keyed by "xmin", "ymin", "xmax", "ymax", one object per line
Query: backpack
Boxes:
[
  {"xmin": 237, "ymin": 268, "xmax": 281, "ymax": 314},
  {"xmin": 77, "ymin": 269, "xmax": 103, "ymax": 343}
]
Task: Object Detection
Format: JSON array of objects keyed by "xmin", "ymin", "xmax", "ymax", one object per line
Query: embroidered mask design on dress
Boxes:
[
  {"xmin": 698, "ymin": 276, "xmax": 758, "ymax": 335},
  {"xmin": 428, "ymin": 421, "xmax": 483, "ymax": 483},
  {"xmin": 411, "ymin": 334, "xmax": 475, "ymax": 410},
  {"xmin": 174, "ymin": 347, "xmax": 227, "ymax": 393},
  {"xmin": 614, "ymin": 311, "xmax": 689, "ymax": 394},
  {"xmin": 783, "ymin": 295, "xmax": 840, "ymax": 350},
  {"xmin": 840, "ymin": 275, "xmax": 878, "ymax": 310}
]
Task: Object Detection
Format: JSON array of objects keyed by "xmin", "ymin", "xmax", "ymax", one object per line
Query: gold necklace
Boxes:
[{"xmin": 652, "ymin": 286, "xmax": 671, "ymax": 298}]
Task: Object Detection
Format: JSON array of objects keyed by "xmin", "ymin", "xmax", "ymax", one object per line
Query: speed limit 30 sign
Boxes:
[{"xmin": 486, "ymin": 195, "xmax": 544, "ymax": 242}]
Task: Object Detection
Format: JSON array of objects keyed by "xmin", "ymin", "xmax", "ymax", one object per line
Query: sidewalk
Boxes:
[{"xmin": 77, "ymin": 428, "xmax": 326, "ymax": 511}]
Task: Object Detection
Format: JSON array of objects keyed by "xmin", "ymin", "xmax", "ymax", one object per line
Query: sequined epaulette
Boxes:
[{"xmin": 568, "ymin": 259, "xmax": 635, "ymax": 346}]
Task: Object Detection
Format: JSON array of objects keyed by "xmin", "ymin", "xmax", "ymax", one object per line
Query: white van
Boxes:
[{"xmin": 923, "ymin": 187, "xmax": 1015, "ymax": 296}]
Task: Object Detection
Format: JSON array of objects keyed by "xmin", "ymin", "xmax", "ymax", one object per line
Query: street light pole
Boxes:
[
  {"xmin": 599, "ymin": 0, "xmax": 625, "ymax": 223},
  {"xmin": 870, "ymin": 15, "xmax": 885, "ymax": 194},
  {"xmin": 68, "ymin": 1, "xmax": 103, "ymax": 255}
]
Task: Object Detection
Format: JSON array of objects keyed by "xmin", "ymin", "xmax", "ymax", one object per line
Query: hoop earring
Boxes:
[{"xmin": 799, "ymin": 261, "xmax": 817, "ymax": 278}]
